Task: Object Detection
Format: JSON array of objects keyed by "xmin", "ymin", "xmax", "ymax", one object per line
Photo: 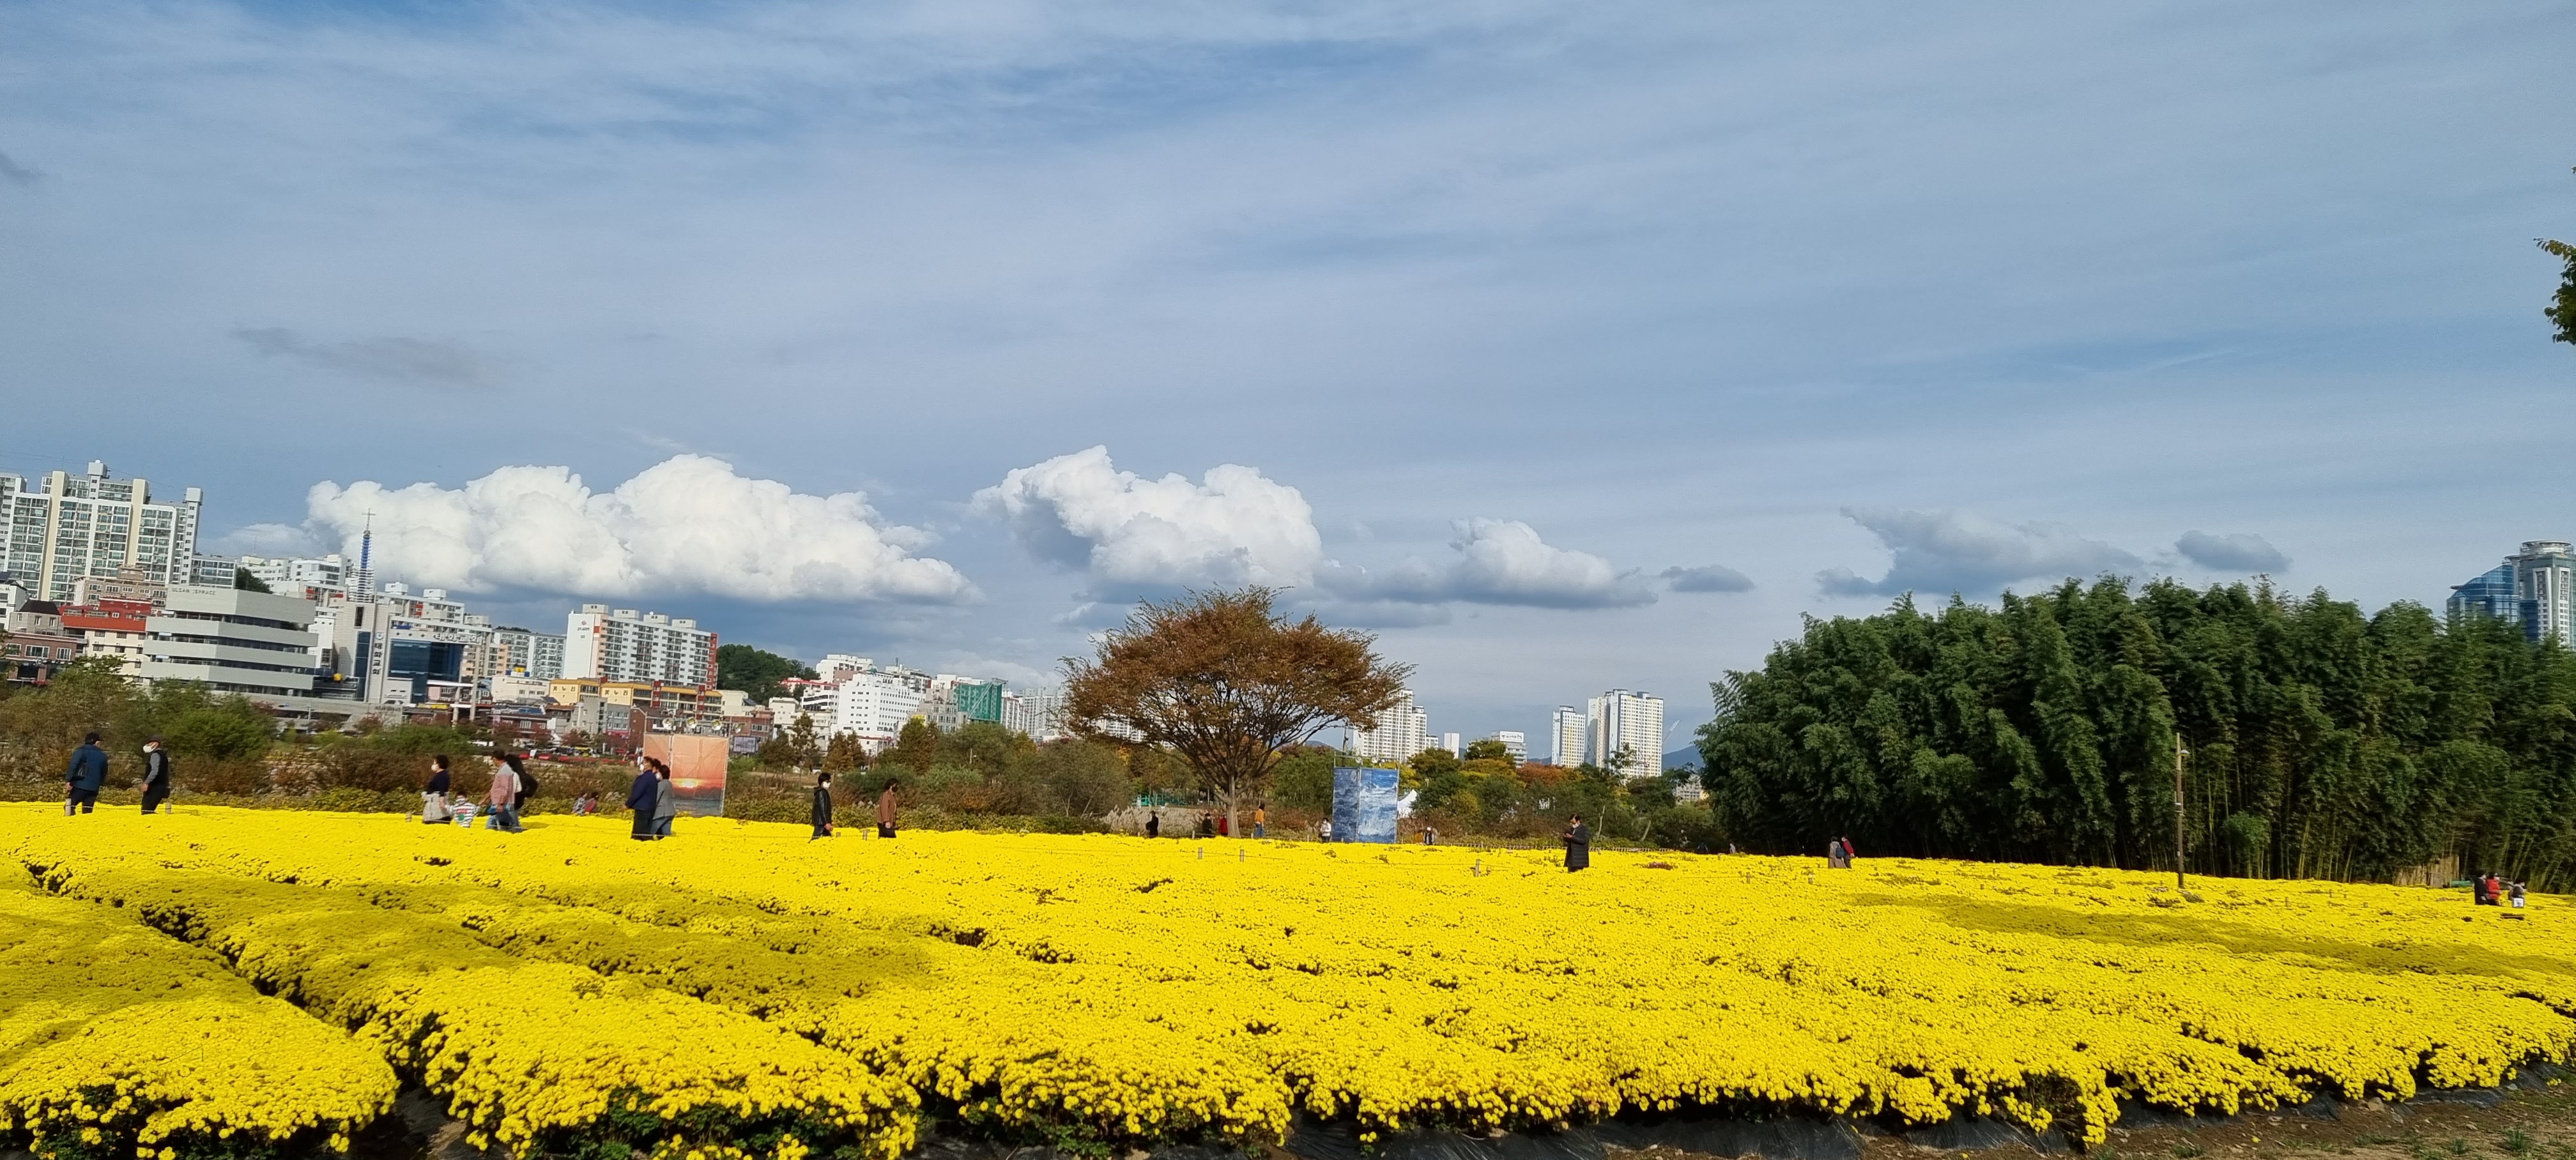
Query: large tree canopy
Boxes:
[
  {"xmin": 1699, "ymin": 578, "xmax": 2576, "ymax": 887},
  {"xmin": 1063, "ymin": 587, "xmax": 1411, "ymax": 834},
  {"xmin": 715, "ymin": 644, "xmax": 816, "ymax": 705}
]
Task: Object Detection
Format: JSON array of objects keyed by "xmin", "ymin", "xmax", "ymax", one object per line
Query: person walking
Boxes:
[
  {"xmin": 63, "ymin": 733, "xmax": 107, "ymax": 816},
  {"xmin": 423, "ymin": 756, "xmax": 454, "ymax": 823},
  {"xmin": 139, "ymin": 738, "xmax": 172, "ymax": 814},
  {"xmin": 875, "ymin": 781, "xmax": 899, "ymax": 839},
  {"xmin": 1146, "ymin": 811, "xmax": 1161, "ymax": 839},
  {"xmin": 810, "ymin": 771, "xmax": 835, "ymax": 841},
  {"xmin": 625, "ymin": 759, "xmax": 658, "ymax": 841},
  {"xmin": 505, "ymin": 753, "xmax": 535, "ymax": 816},
  {"xmin": 652, "ymin": 761, "xmax": 678, "ymax": 838},
  {"xmin": 1563, "ymin": 814, "xmax": 1592, "ymax": 872},
  {"xmin": 486, "ymin": 756, "xmax": 524, "ymax": 833},
  {"xmin": 1252, "ymin": 805, "xmax": 1266, "ymax": 839}
]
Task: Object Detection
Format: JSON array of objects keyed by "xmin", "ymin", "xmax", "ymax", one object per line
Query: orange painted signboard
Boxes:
[{"xmin": 643, "ymin": 733, "xmax": 730, "ymax": 817}]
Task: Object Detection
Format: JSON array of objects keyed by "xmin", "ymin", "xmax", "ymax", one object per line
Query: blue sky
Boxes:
[{"xmin": 3, "ymin": 1, "xmax": 2572, "ymax": 751}]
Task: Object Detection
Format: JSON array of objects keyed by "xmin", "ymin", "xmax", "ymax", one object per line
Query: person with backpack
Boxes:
[
  {"xmin": 63, "ymin": 733, "xmax": 107, "ymax": 816},
  {"xmin": 810, "ymin": 771, "xmax": 835, "ymax": 841},
  {"xmin": 486, "ymin": 756, "xmax": 524, "ymax": 833},
  {"xmin": 139, "ymin": 738, "xmax": 172, "ymax": 814}
]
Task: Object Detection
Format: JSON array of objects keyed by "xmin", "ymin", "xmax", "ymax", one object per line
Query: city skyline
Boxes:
[{"xmin": 4, "ymin": 4, "xmax": 2571, "ymax": 745}]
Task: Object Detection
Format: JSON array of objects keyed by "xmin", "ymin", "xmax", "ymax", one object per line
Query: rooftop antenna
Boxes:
[{"xmin": 353, "ymin": 509, "xmax": 376, "ymax": 599}]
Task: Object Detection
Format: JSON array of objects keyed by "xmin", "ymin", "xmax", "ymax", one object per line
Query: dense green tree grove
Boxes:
[{"xmin": 1698, "ymin": 578, "xmax": 2576, "ymax": 887}]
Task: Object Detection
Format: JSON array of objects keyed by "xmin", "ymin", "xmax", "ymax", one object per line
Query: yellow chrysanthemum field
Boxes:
[{"xmin": 2, "ymin": 804, "xmax": 2571, "ymax": 1159}]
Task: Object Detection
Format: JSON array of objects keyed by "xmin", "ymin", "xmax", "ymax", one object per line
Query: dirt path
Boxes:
[{"xmin": 1858, "ymin": 1085, "xmax": 2576, "ymax": 1160}]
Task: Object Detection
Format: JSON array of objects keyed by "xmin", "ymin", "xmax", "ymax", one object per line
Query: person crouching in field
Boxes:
[
  {"xmin": 626, "ymin": 758, "xmax": 657, "ymax": 841},
  {"xmin": 811, "ymin": 771, "xmax": 834, "ymax": 841},
  {"xmin": 1563, "ymin": 815, "xmax": 1591, "ymax": 872}
]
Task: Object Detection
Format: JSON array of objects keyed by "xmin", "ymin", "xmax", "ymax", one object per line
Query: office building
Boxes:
[
  {"xmin": 1440, "ymin": 731, "xmax": 1462, "ymax": 757},
  {"xmin": 2449, "ymin": 541, "xmax": 2576, "ymax": 648},
  {"xmin": 1550, "ymin": 706, "xmax": 1586, "ymax": 767},
  {"xmin": 1483, "ymin": 729, "xmax": 1527, "ymax": 763},
  {"xmin": 1586, "ymin": 689, "xmax": 1665, "ymax": 779},
  {"xmin": 548, "ymin": 678, "xmax": 726, "ymax": 726},
  {"xmin": 564, "ymin": 604, "xmax": 717, "ymax": 687},
  {"xmin": 139, "ymin": 585, "xmax": 319, "ymax": 698},
  {"xmin": 1346, "ymin": 689, "xmax": 1428, "ymax": 765},
  {"xmin": 0, "ymin": 462, "xmax": 203, "ymax": 602}
]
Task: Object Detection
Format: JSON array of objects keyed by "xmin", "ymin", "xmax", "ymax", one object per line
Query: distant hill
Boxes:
[{"xmin": 1662, "ymin": 744, "xmax": 1700, "ymax": 772}]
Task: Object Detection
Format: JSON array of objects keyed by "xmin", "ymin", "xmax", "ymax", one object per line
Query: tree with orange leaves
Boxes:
[{"xmin": 1062, "ymin": 588, "xmax": 1411, "ymax": 837}]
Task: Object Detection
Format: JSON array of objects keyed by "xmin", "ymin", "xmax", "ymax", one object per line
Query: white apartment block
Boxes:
[
  {"xmin": 238, "ymin": 553, "xmax": 348, "ymax": 595},
  {"xmin": 487, "ymin": 625, "xmax": 567, "ymax": 681},
  {"xmin": 1003, "ymin": 687, "xmax": 1069, "ymax": 742},
  {"xmin": 1346, "ymin": 689, "xmax": 1429, "ymax": 765},
  {"xmin": 795, "ymin": 661, "xmax": 930, "ymax": 755},
  {"xmin": 1483, "ymin": 729, "xmax": 1527, "ymax": 763},
  {"xmin": 564, "ymin": 604, "xmax": 717, "ymax": 687},
  {"xmin": 0, "ymin": 462, "xmax": 202, "ymax": 602},
  {"xmin": 1587, "ymin": 689, "xmax": 1666, "ymax": 779},
  {"xmin": 1550, "ymin": 706, "xmax": 1586, "ymax": 767}
]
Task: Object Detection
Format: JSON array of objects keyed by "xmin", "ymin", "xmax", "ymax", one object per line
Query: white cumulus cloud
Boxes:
[
  {"xmin": 304, "ymin": 455, "xmax": 973, "ymax": 602},
  {"xmin": 1818, "ymin": 507, "xmax": 2142, "ymax": 598},
  {"xmin": 1327, "ymin": 518, "xmax": 1657, "ymax": 609},
  {"xmin": 973, "ymin": 446, "xmax": 1323, "ymax": 589}
]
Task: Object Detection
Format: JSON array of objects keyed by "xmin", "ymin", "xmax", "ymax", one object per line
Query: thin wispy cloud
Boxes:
[{"xmin": 231, "ymin": 326, "xmax": 493, "ymax": 389}]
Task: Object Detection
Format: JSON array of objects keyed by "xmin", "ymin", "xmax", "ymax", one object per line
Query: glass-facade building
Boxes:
[{"xmin": 2449, "ymin": 542, "xmax": 2576, "ymax": 648}]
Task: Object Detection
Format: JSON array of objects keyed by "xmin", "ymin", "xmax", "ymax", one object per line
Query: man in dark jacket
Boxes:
[
  {"xmin": 625, "ymin": 760, "xmax": 659, "ymax": 841},
  {"xmin": 1563, "ymin": 815, "xmax": 1591, "ymax": 872},
  {"xmin": 63, "ymin": 733, "xmax": 107, "ymax": 815},
  {"xmin": 140, "ymin": 738, "xmax": 172, "ymax": 814},
  {"xmin": 810, "ymin": 772, "xmax": 834, "ymax": 841}
]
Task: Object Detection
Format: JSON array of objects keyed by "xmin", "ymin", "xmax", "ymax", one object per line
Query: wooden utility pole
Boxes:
[{"xmin": 2174, "ymin": 731, "xmax": 2189, "ymax": 890}]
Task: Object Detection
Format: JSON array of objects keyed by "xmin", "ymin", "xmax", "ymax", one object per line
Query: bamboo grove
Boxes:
[{"xmin": 1697, "ymin": 578, "xmax": 2576, "ymax": 887}]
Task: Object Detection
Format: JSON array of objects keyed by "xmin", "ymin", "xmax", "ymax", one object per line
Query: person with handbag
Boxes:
[{"xmin": 422, "ymin": 756, "xmax": 454, "ymax": 824}]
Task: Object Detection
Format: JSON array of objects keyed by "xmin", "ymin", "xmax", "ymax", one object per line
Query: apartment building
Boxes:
[
  {"xmin": 564, "ymin": 604, "xmax": 717, "ymax": 687},
  {"xmin": 1346, "ymin": 689, "xmax": 1429, "ymax": 765},
  {"xmin": 0, "ymin": 462, "xmax": 202, "ymax": 602}
]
